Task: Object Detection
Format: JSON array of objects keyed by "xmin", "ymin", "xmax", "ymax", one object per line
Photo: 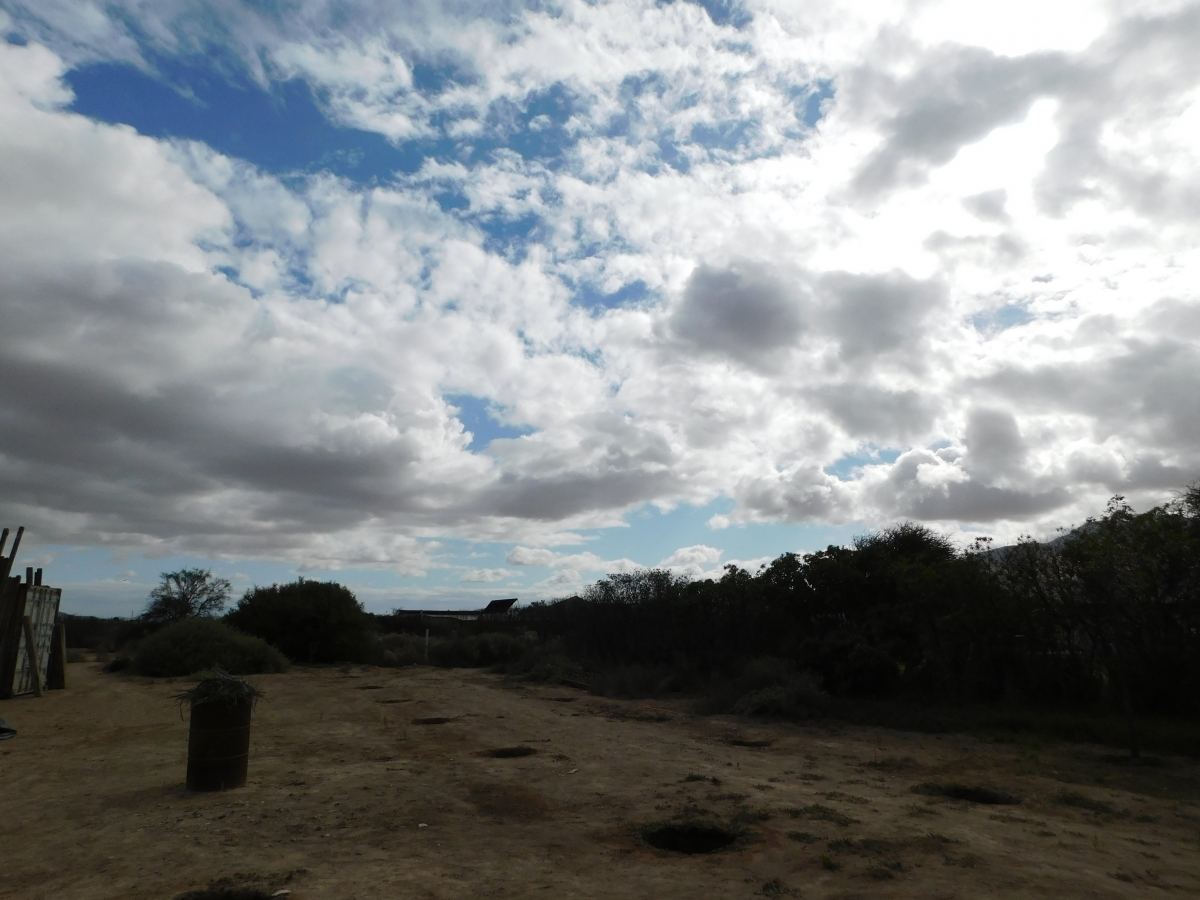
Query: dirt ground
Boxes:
[{"xmin": 2, "ymin": 661, "xmax": 1199, "ymax": 900}]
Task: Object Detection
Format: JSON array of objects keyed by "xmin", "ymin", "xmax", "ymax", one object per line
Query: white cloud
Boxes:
[
  {"xmin": 460, "ymin": 567, "xmax": 512, "ymax": 583},
  {"xmin": 506, "ymin": 546, "xmax": 641, "ymax": 573},
  {"xmin": 658, "ymin": 544, "xmax": 723, "ymax": 568}
]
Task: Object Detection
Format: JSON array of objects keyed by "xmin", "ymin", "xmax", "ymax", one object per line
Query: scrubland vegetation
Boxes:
[{"xmin": 71, "ymin": 484, "xmax": 1200, "ymax": 756}]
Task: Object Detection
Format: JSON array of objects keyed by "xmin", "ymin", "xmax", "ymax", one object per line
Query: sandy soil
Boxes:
[{"xmin": 2, "ymin": 661, "xmax": 1198, "ymax": 899}]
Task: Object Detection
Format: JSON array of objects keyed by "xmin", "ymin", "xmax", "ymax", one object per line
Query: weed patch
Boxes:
[
  {"xmin": 709, "ymin": 792, "xmax": 748, "ymax": 803},
  {"xmin": 759, "ymin": 878, "xmax": 797, "ymax": 896},
  {"xmin": 867, "ymin": 862, "xmax": 905, "ymax": 880},
  {"xmin": 866, "ymin": 756, "xmax": 916, "ymax": 772},
  {"xmin": 1055, "ymin": 789, "xmax": 1127, "ymax": 817},
  {"xmin": 787, "ymin": 804, "xmax": 858, "ymax": 826},
  {"xmin": 732, "ymin": 807, "xmax": 772, "ymax": 824}
]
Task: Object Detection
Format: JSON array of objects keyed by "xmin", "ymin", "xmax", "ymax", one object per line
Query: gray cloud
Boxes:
[
  {"xmin": 976, "ymin": 337, "xmax": 1200, "ymax": 454},
  {"xmin": 817, "ymin": 270, "xmax": 947, "ymax": 363},
  {"xmin": 1036, "ymin": 5, "xmax": 1200, "ymax": 221},
  {"xmin": 672, "ymin": 263, "xmax": 807, "ymax": 369},
  {"xmin": 812, "ymin": 383, "xmax": 935, "ymax": 442},
  {"xmin": 962, "ymin": 189, "xmax": 1010, "ymax": 222},
  {"xmin": 868, "ymin": 450, "xmax": 1069, "ymax": 523},
  {"xmin": 899, "ymin": 480, "xmax": 1070, "ymax": 521},
  {"xmin": 848, "ymin": 46, "xmax": 1071, "ymax": 198},
  {"xmin": 964, "ymin": 407, "xmax": 1026, "ymax": 477}
]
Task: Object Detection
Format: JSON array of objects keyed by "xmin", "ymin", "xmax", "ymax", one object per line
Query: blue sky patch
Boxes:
[
  {"xmin": 484, "ymin": 82, "xmax": 582, "ymax": 165},
  {"xmin": 798, "ymin": 79, "xmax": 836, "ymax": 127},
  {"xmin": 65, "ymin": 52, "xmax": 587, "ymax": 184},
  {"xmin": 579, "ymin": 497, "xmax": 862, "ymax": 572},
  {"xmin": 478, "ymin": 212, "xmax": 547, "ymax": 262},
  {"xmin": 66, "ymin": 58, "xmax": 426, "ymax": 181},
  {"xmin": 655, "ymin": 131, "xmax": 692, "ymax": 173},
  {"xmin": 434, "ymin": 189, "xmax": 472, "ymax": 213},
  {"xmin": 671, "ymin": 0, "xmax": 754, "ymax": 29},
  {"xmin": 825, "ymin": 446, "xmax": 904, "ymax": 481},
  {"xmin": 576, "ymin": 280, "xmax": 651, "ymax": 311},
  {"xmin": 411, "ymin": 56, "xmax": 478, "ymax": 94},
  {"xmin": 446, "ymin": 394, "xmax": 535, "ymax": 451},
  {"xmin": 972, "ymin": 304, "xmax": 1034, "ymax": 334}
]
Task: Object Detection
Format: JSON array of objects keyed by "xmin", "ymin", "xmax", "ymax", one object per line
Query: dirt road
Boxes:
[{"xmin": 2, "ymin": 662, "xmax": 1197, "ymax": 899}]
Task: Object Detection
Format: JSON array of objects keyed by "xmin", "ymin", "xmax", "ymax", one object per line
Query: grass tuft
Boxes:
[
  {"xmin": 1055, "ymin": 789, "xmax": 1128, "ymax": 817},
  {"xmin": 786, "ymin": 804, "xmax": 858, "ymax": 826}
]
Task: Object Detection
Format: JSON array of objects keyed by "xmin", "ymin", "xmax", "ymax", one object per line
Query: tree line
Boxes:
[{"xmin": 518, "ymin": 485, "xmax": 1200, "ymax": 752}]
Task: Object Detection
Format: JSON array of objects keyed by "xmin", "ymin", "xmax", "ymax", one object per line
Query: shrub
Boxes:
[
  {"xmin": 376, "ymin": 631, "xmax": 534, "ymax": 668},
  {"xmin": 225, "ymin": 579, "xmax": 372, "ymax": 664},
  {"xmin": 131, "ymin": 618, "xmax": 288, "ymax": 677},
  {"xmin": 703, "ymin": 657, "xmax": 829, "ymax": 718}
]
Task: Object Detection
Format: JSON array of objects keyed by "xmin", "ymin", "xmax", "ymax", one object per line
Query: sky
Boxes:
[{"xmin": 1, "ymin": 0, "xmax": 1198, "ymax": 617}]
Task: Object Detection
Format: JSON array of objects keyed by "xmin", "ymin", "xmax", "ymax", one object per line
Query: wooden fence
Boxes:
[{"xmin": 0, "ymin": 527, "xmax": 67, "ymax": 699}]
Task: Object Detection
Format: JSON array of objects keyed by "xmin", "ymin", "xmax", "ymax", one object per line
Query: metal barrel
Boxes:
[{"xmin": 186, "ymin": 699, "xmax": 252, "ymax": 791}]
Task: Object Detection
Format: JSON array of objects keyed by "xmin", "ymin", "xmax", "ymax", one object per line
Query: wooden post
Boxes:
[
  {"xmin": 46, "ymin": 618, "xmax": 67, "ymax": 691},
  {"xmin": 22, "ymin": 615, "xmax": 42, "ymax": 698}
]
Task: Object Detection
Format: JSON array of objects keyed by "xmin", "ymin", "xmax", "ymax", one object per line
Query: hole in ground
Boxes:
[
  {"xmin": 641, "ymin": 822, "xmax": 738, "ymax": 854},
  {"xmin": 912, "ymin": 783, "xmax": 1019, "ymax": 805},
  {"xmin": 175, "ymin": 889, "xmax": 274, "ymax": 900},
  {"xmin": 486, "ymin": 746, "xmax": 537, "ymax": 758},
  {"xmin": 413, "ymin": 716, "xmax": 454, "ymax": 725}
]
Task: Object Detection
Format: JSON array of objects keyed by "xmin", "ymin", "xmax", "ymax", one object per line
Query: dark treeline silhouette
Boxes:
[{"xmin": 518, "ymin": 485, "xmax": 1200, "ymax": 751}]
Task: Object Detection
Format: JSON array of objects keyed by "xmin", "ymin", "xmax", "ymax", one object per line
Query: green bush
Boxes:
[
  {"xmin": 225, "ymin": 579, "xmax": 373, "ymax": 664},
  {"xmin": 131, "ymin": 618, "xmax": 288, "ymax": 677}
]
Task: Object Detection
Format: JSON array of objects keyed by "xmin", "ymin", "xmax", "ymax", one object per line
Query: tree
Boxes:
[
  {"xmin": 141, "ymin": 569, "xmax": 232, "ymax": 624},
  {"xmin": 1052, "ymin": 495, "xmax": 1200, "ymax": 757}
]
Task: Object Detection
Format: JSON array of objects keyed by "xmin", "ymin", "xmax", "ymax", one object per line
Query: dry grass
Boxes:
[{"xmin": 2, "ymin": 662, "xmax": 1199, "ymax": 899}]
